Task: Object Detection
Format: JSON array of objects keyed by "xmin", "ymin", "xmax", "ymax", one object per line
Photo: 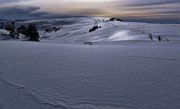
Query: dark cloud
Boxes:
[
  {"xmin": 0, "ymin": 6, "xmax": 48, "ymax": 20},
  {"xmin": 0, "ymin": 6, "xmax": 83, "ymax": 20},
  {"xmin": 0, "ymin": 0, "xmax": 179, "ymax": 23}
]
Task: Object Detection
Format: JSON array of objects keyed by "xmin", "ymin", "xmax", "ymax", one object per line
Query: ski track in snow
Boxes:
[
  {"xmin": 0, "ymin": 71, "xmax": 69, "ymax": 109},
  {"xmin": 0, "ymin": 71, "xmax": 139, "ymax": 109},
  {"xmin": 0, "ymin": 74, "xmax": 139, "ymax": 109}
]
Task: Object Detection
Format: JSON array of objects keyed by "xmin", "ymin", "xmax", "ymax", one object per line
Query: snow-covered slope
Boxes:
[
  {"xmin": 11, "ymin": 17, "xmax": 180, "ymax": 44},
  {"xmin": 1, "ymin": 17, "xmax": 180, "ymax": 109},
  {"xmin": 36, "ymin": 17, "xmax": 180, "ymax": 44},
  {"xmin": 0, "ymin": 41, "xmax": 180, "ymax": 109},
  {"xmin": 0, "ymin": 29, "xmax": 11, "ymax": 40}
]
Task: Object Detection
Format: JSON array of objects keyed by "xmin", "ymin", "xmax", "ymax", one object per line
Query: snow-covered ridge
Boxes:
[
  {"xmin": 36, "ymin": 17, "xmax": 180, "ymax": 44},
  {"xmin": 1, "ymin": 17, "xmax": 180, "ymax": 44}
]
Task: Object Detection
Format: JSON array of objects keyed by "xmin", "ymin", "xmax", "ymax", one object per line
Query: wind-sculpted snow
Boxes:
[
  {"xmin": 35, "ymin": 17, "xmax": 180, "ymax": 44},
  {"xmin": 1, "ymin": 17, "xmax": 180, "ymax": 43},
  {"xmin": 0, "ymin": 41, "xmax": 180, "ymax": 109},
  {"xmin": 1, "ymin": 17, "xmax": 180, "ymax": 109}
]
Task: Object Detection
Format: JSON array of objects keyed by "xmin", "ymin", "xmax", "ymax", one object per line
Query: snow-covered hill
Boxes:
[
  {"xmin": 1, "ymin": 17, "xmax": 180, "ymax": 109},
  {"xmin": 38, "ymin": 17, "xmax": 180, "ymax": 44},
  {"xmin": 3, "ymin": 17, "xmax": 178, "ymax": 44}
]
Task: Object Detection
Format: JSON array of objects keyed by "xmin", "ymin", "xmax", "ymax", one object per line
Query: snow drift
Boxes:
[{"xmin": 1, "ymin": 17, "xmax": 180, "ymax": 109}]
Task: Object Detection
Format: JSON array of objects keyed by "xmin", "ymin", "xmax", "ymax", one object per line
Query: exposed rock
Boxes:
[
  {"xmin": 84, "ymin": 42, "xmax": 93, "ymax": 45},
  {"xmin": 109, "ymin": 18, "xmax": 123, "ymax": 22},
  {"xmin": 89, "ymin": 26, "xmax": 101, "ymax": 32}
]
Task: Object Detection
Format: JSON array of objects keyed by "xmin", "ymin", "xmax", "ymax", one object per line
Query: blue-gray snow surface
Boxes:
[{"xmin": 0, "ymin": 17, "xmax": 180, "ymax": 109}]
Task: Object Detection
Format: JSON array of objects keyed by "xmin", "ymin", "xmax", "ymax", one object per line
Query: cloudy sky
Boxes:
[{"xmin": 0, "ymin": 0, "xmax": 180, "ymax": 22}]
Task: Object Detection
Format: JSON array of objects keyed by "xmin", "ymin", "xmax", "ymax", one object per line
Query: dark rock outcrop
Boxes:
[
  {"xmin": 84, "ymin": 42, "xmax": 93, "ymax": 45},
  {"xmin": 109, "ymin": 18, "xmax": 123, "ymax": 22},
  {"xmin": 27, "ymin": 24, "xmax": 40, "ymax": 42},
  {"xmin": 89, "ymin": 26, "xmax": 101, "ymax": 32}
]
